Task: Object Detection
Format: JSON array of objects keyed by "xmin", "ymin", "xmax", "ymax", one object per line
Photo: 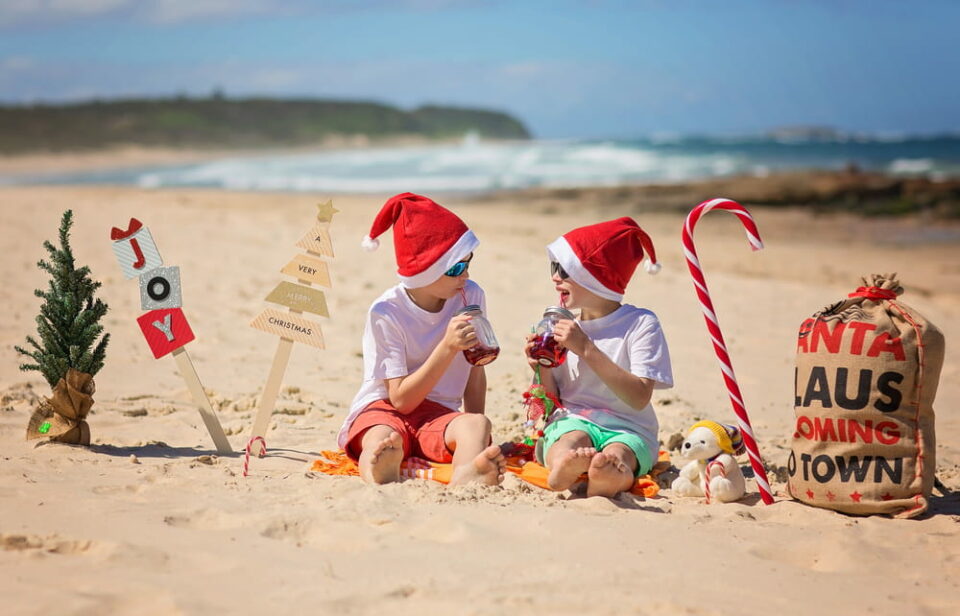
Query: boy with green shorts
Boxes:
[{"xmin": 524, "ymin": 217, "xmax": 673, "ymax": 498}]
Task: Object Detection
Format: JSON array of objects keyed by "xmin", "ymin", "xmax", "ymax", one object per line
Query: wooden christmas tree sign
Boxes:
[
  {"xmin": 295, "ymin": 223, "xmax": 335, "ymax": 256},
  {"xmin": 279, "ymin": 254, "xmax": 331, "ymax": 287},
  {"xmin": 110, "ymin": 218, "xmax": 231, "ymax": 454},
  {"xmin": 248, "ymin": 201, "xmax": 337, "ymax": 455},
  {"xmin": 264, "ymin": 281, "xmax": 330, "ymax": 316},
  {"xmin": 249, "ymin": 309, "xmax": 326, "ymax": 348}
]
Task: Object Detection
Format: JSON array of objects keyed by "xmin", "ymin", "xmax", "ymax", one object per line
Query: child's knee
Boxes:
[
  {"xmin": 444, "ymin": 414, "xmax": 492, "ymax": 449},
  {"xmin": 453, "ymin": 412, "xmax": 492, "ymax": 435},
  {"xmin": 555, "ymin": 429, "xmax": 593, "ymax": 448}
]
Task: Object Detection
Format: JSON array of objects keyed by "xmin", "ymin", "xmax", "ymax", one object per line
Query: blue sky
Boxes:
[{"xmin": 1, "ymin": 0, "xmax": 958, "ymax": 138}]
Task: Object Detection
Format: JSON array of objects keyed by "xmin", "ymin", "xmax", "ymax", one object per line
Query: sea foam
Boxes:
[{"xmin": 5, "ymin": 135, "xmax": 958, "ymax": 192}]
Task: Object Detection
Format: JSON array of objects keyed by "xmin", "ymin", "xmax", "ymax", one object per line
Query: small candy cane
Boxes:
[
  {"xmin": 243, "ymin": 436, "xmax": 266, "ymax": 477},
  {"xmin": 703, "ymin": 459, "xmax": 728, "ymax": 504}
]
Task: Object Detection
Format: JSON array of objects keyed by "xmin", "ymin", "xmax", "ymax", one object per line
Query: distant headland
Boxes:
[{"xmin": 0, "ymin": 95, "xmax": 532, "ymax": 153}]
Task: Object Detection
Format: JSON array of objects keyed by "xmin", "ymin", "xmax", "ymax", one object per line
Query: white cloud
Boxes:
[
  {"xmin": 0, "ymin": 0, "xmax": 130, "ymax": 26},
  {"xmin": 1, "ymin": 55, "xmax": 35, "ymax": 71},
  {"xmin": 143, "ymin": 0, "xmax": 288, "ymax": 25},
  {"xmin": 0, "ymin": 0, "xmax": 492, "ymax": 27},
  {"xmin": 500, "ymin": 62, "xmax": 548, "ymax": 77},
  {"xmin": 0, "ymin": 0, "xmax": 302, "ymax": 27}
]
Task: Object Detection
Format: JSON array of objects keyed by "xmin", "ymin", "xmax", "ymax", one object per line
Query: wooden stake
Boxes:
[
  {"xmin": 247, "ymin": 336, "xmax": 294, "ymax": 456},
  {"xmin": 172, "ymin": 347, "xmax": 232, "ymax": 454}
]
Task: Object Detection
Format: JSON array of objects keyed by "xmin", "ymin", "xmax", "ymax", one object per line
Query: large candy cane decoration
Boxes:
[{"xmin": 683, "ymin": 198, "xmax": 774, "ymax": 505}]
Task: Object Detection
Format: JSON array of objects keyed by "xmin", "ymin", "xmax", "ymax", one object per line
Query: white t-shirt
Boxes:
[
  {"xmin": 550, "ymin": 304, "xmax": 673, "ymax": 466},
  {"xmin": 337, "ymin": 280, "xmax": 486, "ymax": 448}
]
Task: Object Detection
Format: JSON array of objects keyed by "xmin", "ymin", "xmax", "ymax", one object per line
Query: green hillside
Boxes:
[{"xmin": 0, "ymin": 96, "xmax": 531, "ymax": 153}]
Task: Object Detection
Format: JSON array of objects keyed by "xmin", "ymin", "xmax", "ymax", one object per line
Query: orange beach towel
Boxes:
[{"xmin": 310, "ymin": 448, "xmax": 670, "ymax": 498}]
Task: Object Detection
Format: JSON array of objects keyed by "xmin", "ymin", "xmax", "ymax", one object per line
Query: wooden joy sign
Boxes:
[
  {"xmin": 110, "ymin": 218, "xmax": 231, "ymax": 454},
  {"xmin": 248, "ymin": 201, "xmax": 338, "ymax": 453}
]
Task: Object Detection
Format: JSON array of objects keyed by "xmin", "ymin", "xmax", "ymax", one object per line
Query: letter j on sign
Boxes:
[
  {"xmin": 137, "ymin": 308, "xmax": 196, "ymax": 359},
  {"xmin": 110, "ymin": 218, "xmax": 163, "ymax": 279}
]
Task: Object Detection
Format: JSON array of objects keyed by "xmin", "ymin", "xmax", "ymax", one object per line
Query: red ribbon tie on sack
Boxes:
[{"xmin": 848, "ymin": 286, "xmax": 898, "ymax": 300}]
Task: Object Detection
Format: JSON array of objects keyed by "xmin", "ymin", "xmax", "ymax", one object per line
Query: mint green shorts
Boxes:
[{"xmin": 540, "ymin": 416, "xmax": 652, "ymax": 477}]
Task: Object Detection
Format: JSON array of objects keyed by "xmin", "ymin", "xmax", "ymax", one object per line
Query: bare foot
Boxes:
[
  {"xmin": 547, "ymin": 447, "xmax": 596, "ymax": 491},
  {"xmin": 586, "ymin": 452, "xmax": 634, "ymax": 498},
  {"xmin": 358, "ymin": 432, "xmax": 404, "ymax": 484},
  {"xmin": 449, "ymin": 445, "xmax": 506, "ymax": 486}
]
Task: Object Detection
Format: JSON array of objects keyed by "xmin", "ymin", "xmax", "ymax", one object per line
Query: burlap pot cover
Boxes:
[{"xmin": 26, "ymin": 369, "xmax": 95, "ymax": 446}]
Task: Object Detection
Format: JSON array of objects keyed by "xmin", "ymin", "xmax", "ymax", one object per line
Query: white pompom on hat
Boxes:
[
  {"xmin": 546, "ymin": 216, "xmax": 659, "ymax": 302},
  {"xmin": 362, "ymin": 192, "xmax": 479, "ymax": 289}
]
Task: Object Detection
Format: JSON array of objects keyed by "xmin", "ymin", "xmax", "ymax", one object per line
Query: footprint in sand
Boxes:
[
  {"xmin": 163, "ymin": 507, "xmax": 246, "ymax": 531},
  {"xmin": 260, "ymin": 517, "xmax": 312, "ymax": 543},
  {"xmin": 747, "ymin": 534, "xmax": 881, "ymax": 573},
  {"xmin": 91, "ymin": 483, "xmax": 146, "ymax": 496},
  {"xmin": 1, "ymin": 533, "xmax": 95, "ymax": 555},
  {"xmin": 259, "ymin": 516, "xmax": 379, "ymax": 552}
]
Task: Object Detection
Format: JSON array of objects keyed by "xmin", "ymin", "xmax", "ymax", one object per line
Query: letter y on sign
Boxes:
[
  {"xmin": 152, "ymin": 313, "xmax": 175, "ymax": 341},
  {"xmin": 137, "ymin": 308, "xmax": 195, "ymax": 358}
]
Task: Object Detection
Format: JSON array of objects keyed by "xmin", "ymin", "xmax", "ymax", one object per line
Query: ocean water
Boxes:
[{"xmin": 7, "ymin": 133, "xmax": 960, "ymax": 193}]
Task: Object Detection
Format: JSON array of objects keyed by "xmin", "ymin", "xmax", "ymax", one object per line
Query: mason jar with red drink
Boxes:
[
  {"xmin": 529, "ymin": 306, "xmax": 575, "ymax": 368},
  {"xmin": 456, "ymin": 305, "xmax": 500, "ymax": 366}
]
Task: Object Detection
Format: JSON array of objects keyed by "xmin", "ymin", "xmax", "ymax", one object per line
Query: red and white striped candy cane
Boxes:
[
  {"xmin": 243, "ymin": 436, "xmax": 266, "ymax": 477},
  {"xmin": 682, "ymin": 198, "xmax": 774, "ymax": 505},
  {"xmin": 703, "ymin": 459, "xmax": 727, "ymax": 504}
]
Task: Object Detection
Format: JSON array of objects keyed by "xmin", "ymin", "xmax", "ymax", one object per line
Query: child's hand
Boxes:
[
  {"xmin": 523, "ymin": 333, "xmax": 542, "ymax": 370},
  {"xmin": 552, "ymin": 319, "xmax": 591, "ymax": 356},
  {"xmin": 443, "ymin": 313, "xmax": 478, "ymax": 351}
]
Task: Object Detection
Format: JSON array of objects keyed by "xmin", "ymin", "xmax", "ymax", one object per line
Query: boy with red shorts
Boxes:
[{"xmin": 337, "ymin": 193, "xmax": 506, "ymax": 485}]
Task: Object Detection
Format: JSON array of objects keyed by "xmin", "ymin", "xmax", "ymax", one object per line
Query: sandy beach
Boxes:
[{"xmin": 1, "ymin": 180, "xmax": 959, "ymax": 615}]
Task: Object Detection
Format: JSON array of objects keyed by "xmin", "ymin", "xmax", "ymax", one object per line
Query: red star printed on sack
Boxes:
[
  {"xmin": 850, "ymin": 491, "xmax": 863, "ymax": 502},
  {"xmin": 826, "ymin": 491, "xmax": 836, "ymax": 502},
  {"xmin": 805, "ymin": 489, "xmax": 815, "ymax": 499},
  {"xmin": 881, "ymin": 493, "xmax": 894, "ymax": 501}
]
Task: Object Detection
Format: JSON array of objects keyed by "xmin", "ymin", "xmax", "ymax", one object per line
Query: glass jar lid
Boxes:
[
  {"xmin": 456, "ymin": 304, "xmax": 482, "ymax": 315},
  {"xmin": 542, "ymin": 306, "xmax": 575, "ymax": 320}
]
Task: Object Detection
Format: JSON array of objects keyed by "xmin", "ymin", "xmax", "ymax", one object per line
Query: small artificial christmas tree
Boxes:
[{"xmin": 15, "ymin": 210, "xmax": 109, "ymax": 445}]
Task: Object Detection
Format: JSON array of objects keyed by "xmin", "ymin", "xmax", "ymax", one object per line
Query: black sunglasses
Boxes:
[
  {"xmin": 550, "ymin": 261, "xmax": 569, "ymax": 279},
  {"xmin": 445, "ymin": 254, "xmax": 473, "ymax": 277}
]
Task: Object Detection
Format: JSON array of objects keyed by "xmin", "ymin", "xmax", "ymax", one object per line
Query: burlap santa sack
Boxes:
[
  {"xmin": 788, "ymin": 274, "xmax": 944, "ymax": 518},
  {"xmin": 26, "ymin": 369, "xmax": 94, "ymax": 445}
]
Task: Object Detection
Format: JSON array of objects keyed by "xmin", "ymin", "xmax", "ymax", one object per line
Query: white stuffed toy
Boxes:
[{"xmin": 671, "ymin": 420, "xmax": 746, "ymax": 503}]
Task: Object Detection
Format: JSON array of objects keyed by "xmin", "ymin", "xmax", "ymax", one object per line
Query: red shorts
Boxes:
[{"xmin": 344, "ymin": 399, "xmax": 460, "ymax": 463}]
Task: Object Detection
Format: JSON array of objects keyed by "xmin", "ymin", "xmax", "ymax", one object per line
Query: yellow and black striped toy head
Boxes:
[{"xmin": 688, "ymin": 420, "xmax": 745, "ymax": 456}]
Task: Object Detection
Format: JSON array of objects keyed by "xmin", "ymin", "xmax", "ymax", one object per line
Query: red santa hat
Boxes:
[
  {"xmin": 362, "ymin": 192, "xmax": 479, "ymax": 288},
  {"xmin": 546, "ymin": 216, "xmax": 659, "ymax": 302}
]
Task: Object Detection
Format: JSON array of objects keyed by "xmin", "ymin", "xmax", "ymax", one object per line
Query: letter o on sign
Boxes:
[
  {"xmin": 147, "ymin": 276, "xmax": 171, "ymax": 301},
  {"xmin": 139, "ymin": 265, "xmax": 183, "ymax": 310}
]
